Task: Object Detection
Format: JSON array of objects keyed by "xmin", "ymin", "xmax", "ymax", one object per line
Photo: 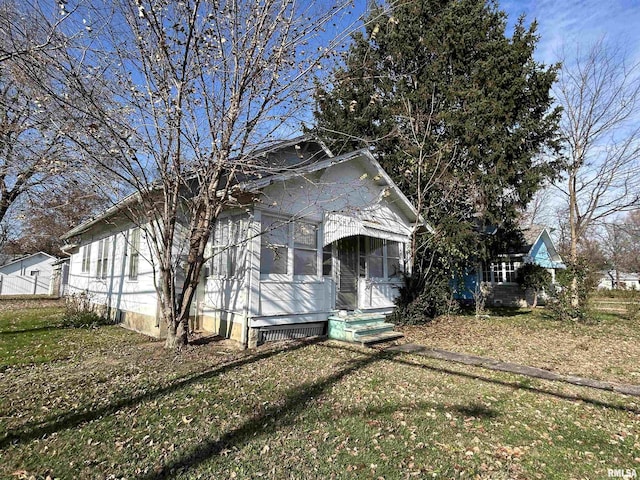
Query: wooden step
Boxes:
[
  {"xmin": 348, "ymin": 322, "xmax": 396, "ymax": 339},
  {"xmin": 358, "ymin": 331, "xmax": 404, "ymax": 347}
]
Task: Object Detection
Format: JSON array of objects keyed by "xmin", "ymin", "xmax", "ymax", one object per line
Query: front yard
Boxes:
[{"xmin": 1, "ymin": 301, "xmax": 639, "ymax": 479}]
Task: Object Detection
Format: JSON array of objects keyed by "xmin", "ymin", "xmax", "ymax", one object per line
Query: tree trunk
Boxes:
[
  {"xmin": 531, "ymin": 290, "xmax": 538, "ymax": 308},
  {"xmin": 568, "ymin": 170, "xmax": 580, "ymax": 310},
  {"xmin": 165, "ymin": 316, "xmax": 188, "ymax": 350}
]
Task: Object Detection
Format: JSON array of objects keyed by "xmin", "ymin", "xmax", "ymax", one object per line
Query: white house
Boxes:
[
  {"xmin": 61, "ymin": 138, "xmax": 424, "ymax": 347},
  {"xmin": 0, "ymin": 251, "xmax": 59, "ymax": 296},
  {"xmin": 597, "ymin": 271, "xmax": 640, "ymax": 290}
]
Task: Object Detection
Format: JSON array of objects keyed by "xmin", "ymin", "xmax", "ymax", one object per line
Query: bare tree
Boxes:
[
  {"xmin": 0, "ymin": 0, "xmax": 76, "ymax": 63},
  {"xmin": 20, "ymin": 0, "xmax": 353, "ymax": 348},
  {"xmin": 554, "ymin": 39, "xmax": 640, "ymax": 306},
  {"xmin": 601, "ymin": 212, "xmax": 640, "ymax": 279},
  {"xmin": 0, "ymin": 56, "xmax": 69, "ymax": 226}
]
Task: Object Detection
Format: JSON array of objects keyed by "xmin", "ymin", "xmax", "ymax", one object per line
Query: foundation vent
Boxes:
[{"xmin": 258, "ymin": 322, "xmax": 326, "ymax": 344}]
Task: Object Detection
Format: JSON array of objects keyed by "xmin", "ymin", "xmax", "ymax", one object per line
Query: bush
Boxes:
[
  {"xmin": 62, "ymin": 292, "xmax": 115, "ymax": 328},
  {"xmin": 389, "ymin": 272, "xmax": 458, "ymax": 325},
  {"xmin": 516, "ymin": 263, "xmax": 552, "ymax": 307},
  {"xmin": 547, "ymin": 260, "xmax": 591, "ymax": 322}
]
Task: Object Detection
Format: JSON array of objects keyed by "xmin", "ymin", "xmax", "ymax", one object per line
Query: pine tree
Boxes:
[{"xmin": 313, "ymin": 0, "xmax": 561, "ymax": 264}]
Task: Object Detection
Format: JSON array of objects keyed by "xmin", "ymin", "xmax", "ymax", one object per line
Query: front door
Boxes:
[{"xmin": 336, "ymin": 237, "xmax": 358, "ymax": 310}]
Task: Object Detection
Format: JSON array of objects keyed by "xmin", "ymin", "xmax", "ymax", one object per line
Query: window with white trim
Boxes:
[
  {"xmin": 212, "ymin": 216, "xmax": 247, "ymax": 277},
  {"xmin": 483, "ymin": 260, "xmax": 520, "ymax": 283},
  {"xmin": 129, "ymin": 227, "xmax": 140, "ymax": 280},
  {"xmin": 96, "ymin": 237, "xmax": 109, "ymax": 279},
  {"xmin": 260, "ymin": 215, "xmax": 320, "ymax": 277},
  {"xmin": 322, "ymin": 244, "xmax": 332, "ymax": 276},
  {"xmin": 260, "ymin": 215, "xmax": 289, "ymax": 275},
  {"xmin": 81, "ymin": 244, "xmax": 91, "ymax": 273},
  {"xmin": 294, "ymin": 222, "xmax": 317, "ymax": 275},
  {"xmin": 387, "ymin": 241, "xmax": 403, "ymax": 278}
]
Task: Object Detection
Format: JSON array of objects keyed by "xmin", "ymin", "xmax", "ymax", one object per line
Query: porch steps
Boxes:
[{"xmin": 327, "ymin": 312, "xmax": 404, "ymax": 347}]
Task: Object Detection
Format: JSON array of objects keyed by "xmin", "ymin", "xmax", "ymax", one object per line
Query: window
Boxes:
[
  {"xmin": 322, "ymin": 244, "xmax": 333, "ymax": 276},
  {"xmin": 504, "ymin": 261, "xmax": 518, "ymax": 283},
  {"xmin": 260, "ymin": 215, "xmax": 289, "ymax": 275},
  {"xmin": 81, "ymin": 244, "xmax": 91, "ymax": 273},
  {"xmin": 481, "ymin": 262, "xmax": 492, "ymax": 283},
  {"xmin": 386, "ymin": 241, "xmax": 402, "ymax": 278},
  {"xmin": 212, "ymin": 216, "xmax": 247, "ymax": 277},
  {"xmin": 294, "ymin": 222, "xmax": 317, "ymax": 275},
  {"xmin": 359, "ymin": 237, "xmax": 404, "ymax": 279},
  {"xmin": 260, "ymin": 216, "xmax": 320, "ymax": 276},
  {"xmin": 367, "ymin": 237, "xmax": 384, "ymax": 278},
  {"xmin": 483, "ymin": 260, "xmax": 519, "ymax": 283},
  {"xmin": 96, "ymin": 237, "xmax": 110, "ymax": 279},
  {"xmin": 129, "ymin": 228, "xmax": 140, "ymax": 280}
]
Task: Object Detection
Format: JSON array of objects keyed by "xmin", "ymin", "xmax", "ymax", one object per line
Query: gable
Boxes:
[
  {"xmin": 0, "ymin": 252, "xmax": 57, "ymax": 275},
  {"xmin": 528, "ymin": 230, "xmax": 565, "ymax": 268},
  {"xmin": 257, "ymin": 153, "xmax": 419, "ymax": 242}
]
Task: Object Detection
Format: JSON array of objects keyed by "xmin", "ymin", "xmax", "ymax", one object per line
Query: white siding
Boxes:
[{"xmin": 67, "ymin": 226, "xmax": 158, "ymax": 318}]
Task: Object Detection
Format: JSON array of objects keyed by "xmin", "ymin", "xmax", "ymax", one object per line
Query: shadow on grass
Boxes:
[
  {"xmin": 452, "ymin": 403, "xmax": 500, "ymax": 418},
  {"xmin": 0, "ymin": 325, "xmax": 66, "ymax": 336},
  {"xmin": 142, "ymin": 347, "xmax": 388, "ymax": 479},
  {"xmin": 484, "ymin": 307, "xmax": 532, "ymax": 317},
  {"xmin": 0, "ymin": 338, "xmax": 321, "ymax": 450},
  {"xmin": 376, "ymin": 349, "xmax": 640, "ymax": 415},
  {"xmin": 145, "ymin": 341, "xmax": 638, "ymax": 479},
  {"xmin": 189, "ymin": 334, "xmax": 225, "ymax": 346}
]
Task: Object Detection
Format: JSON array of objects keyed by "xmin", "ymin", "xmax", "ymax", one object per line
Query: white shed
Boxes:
[{"xmin": 0, "ymin": 252, "xmax": 59, "ymax": 296}]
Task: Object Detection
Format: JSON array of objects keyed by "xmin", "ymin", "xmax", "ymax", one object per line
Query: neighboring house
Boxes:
[
  {"xmin": 455, "ymin": 225, "xmax": 566, "ymax": 307},
  {"xmin": 0, "ymin": 251, "xmax": 60, "ymax": 296},
  {"xmin": 61, "ymin": 138, "xmax": 425, "ymax": 347},
  {"xmin": 597, "ymin": 271, "xmax": 640, "ymax": 290}
]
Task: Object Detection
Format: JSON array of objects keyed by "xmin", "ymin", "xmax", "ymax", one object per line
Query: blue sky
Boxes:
[{"xmin": 501, "ymin": 0, "xmax": 640, "ymax": 65}]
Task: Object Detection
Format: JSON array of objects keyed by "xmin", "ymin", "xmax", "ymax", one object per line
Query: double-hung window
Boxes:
[
  {"xmin": 129, "ymin": 228, "xmax": 140, "ymax": 280},
  {"xmin": 386, "ymin": 241, "xmax": 403, "ymax": 278},
  {"xmin": 260, "ymin": 215, "xmax": 320, "ymax": 277},
  {"xmin": 359, "ymin": 237, "xmax": 404, "ymax": 279},
  {"xmin": 294, "ymin": 222, "xmax": 318, "ymax": 275},
  {"xmin": 260, "ymin": 215, "xmax": 289, "ymax": 275},
  {"xmin": 483, "ymin": 260, "xmax": 519, "ymax": 283},
  {"xmin": 81, "ymin": 245, "xmax": 91, "ymax": 273},
  {"xmin": 212, "ymin": 216, "xmax": 247, "ymax": 277},
  {"xmin": 96, "ymin": 237, "xmax": 110, "ymax": 279}
]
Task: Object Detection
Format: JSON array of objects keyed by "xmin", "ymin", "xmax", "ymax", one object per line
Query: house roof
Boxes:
[
  {"xmin": 520, "ymin": 224, "xmax": 565, "ymax": 268},
  {"xmin": 62, "ymin": 137, "xmax": 429, "ymax": 240},
  {"xmin": 522, "ymin": 224, "xmax": 546, "ymax": 252},
  {"xmin": 0, "ymin": 251, "xmax": 58, "ymax": 268}
]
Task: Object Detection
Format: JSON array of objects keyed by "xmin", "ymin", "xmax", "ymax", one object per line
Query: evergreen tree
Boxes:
[{"xmin": 313, "ymin": 0, "xmax": 561, "ymax": 269}]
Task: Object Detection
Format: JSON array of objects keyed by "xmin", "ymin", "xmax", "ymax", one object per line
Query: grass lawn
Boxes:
[
  {"xmin": 1, "ymin": 303, "xmax": 639, "ymax": 479},
  {"xmin": 400, "ymin": 307, "xmax": 640, "ymax": 385}
]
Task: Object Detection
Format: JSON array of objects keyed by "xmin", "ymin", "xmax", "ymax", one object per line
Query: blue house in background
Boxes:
[{"xmin": 454, "ymin": 225, "xmax": 566, "ymax": 307}]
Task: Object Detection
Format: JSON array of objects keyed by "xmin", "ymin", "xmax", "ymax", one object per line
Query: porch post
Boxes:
[{"xmin": 245, "ymin": 209, "xmax": 262, "ymax": 348}]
